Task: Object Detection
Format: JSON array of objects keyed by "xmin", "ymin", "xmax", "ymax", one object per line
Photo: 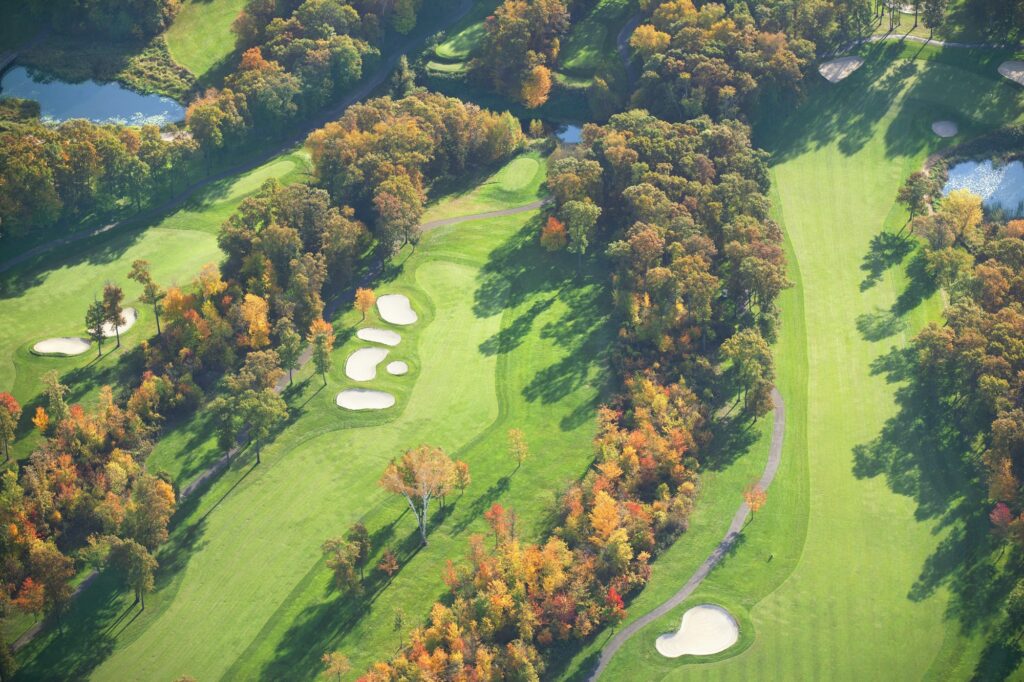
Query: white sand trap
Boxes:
[
  {"xmin": 999, "ymin": 61, "xmax": 1024, "ymax": 86},
  {"xmin": 345, "ymin": 347, "xmax": 389, "ymax": 381},
  {"xmin": 356, "ymin": 327, "xmax": 402, "ymax": 346},
  {"xmin": 376, "ymin": 294, "xmax": 418, "ymax": 325},
  {"xmin": 932, "ymin": 120, "xmax": 958, "ymax": 138},
  {"xmin": 32, "ymin": 337, "xmax": 91, "ymax": 356},
  {"xmin": 101, "ymin": 307, "xmax": 137, "ymax": 337},
  {"xmin": 818, "ymin": 56, "xmax": 864, "ymax": 83},
  {"xmin": 336, "ymin": 389, "xmax": 396, "ymax": 410},
  {"xmin": 386, "ymin": 361, "xmax": 409, "ymax": 376},
  {"xmin": 656, "ymin": 604, "xmax": 739, "ymax": 658}
]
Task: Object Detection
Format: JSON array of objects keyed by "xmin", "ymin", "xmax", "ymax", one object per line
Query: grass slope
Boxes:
[
  {"xmin": 165, "ymin": 0, "xmax": 248, "ymax": 78},
  {"xmin": 590, "ymin": 42, "xmax": 1024, "ymax": 680},
  {"xmin": 15, "ymin": 156, "xmax": 614, "ymax": 680},
  {"xmin": 421, "ymin": 149, "xmax": 547, "ymax": 222},
  {"xmin": 559, "ymin": 0, "xmax": 635, "ymax": 82}
]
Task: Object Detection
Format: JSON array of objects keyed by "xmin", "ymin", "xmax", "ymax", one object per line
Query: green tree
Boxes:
[
  {"xmin": 921, "ymin": 0, "xmax": 947, "ymax": 35},
  {"xmin": 128, "ymin": 259, "xmax": 165, "ymax": 336},
  {"xmin": 0, "ymin": 393, "xmax": 21, "ymax": 462},
  {"xmin": 308, "ymin": 318, "xmax": 335, "ymax": 385},
  {"xmin": 274, "ymin": 319, "xmax": 304, "ymax": 385},
  {"xmin": 86, "ymin": 300, "xmax": 107, "ymax": 358},
  {"xmin": 721, "ymin": 327, "xmax": 775, "ymax": 418},
  {"xmin": 102, "ymin": 283, "xmax": 126, "ymax": 349},
  {"xmin": 41, "ymin": 371, "xmax": 70, "ymax": 425},
  {"xmin": 560, "ymin": 200, "xmax": 602, "ymax": 271}
]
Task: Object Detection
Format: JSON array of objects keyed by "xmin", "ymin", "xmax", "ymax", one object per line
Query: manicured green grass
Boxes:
[
  {"xmin": 433, "ymin": 0, "xmax": 499, "ymax": 61},
  {"xmin": 559, "ymin": 0, "xmax": 634, "ymax": 81},
  {"xmin": 583, "ymin": 42, "xmax": 1024, "ymax": 681},
  {"xmin": 875, "ymin": 0, "xmax": 1022, "ymax": 45},
  {"xmin": 15, "ymin": 154, "xmax": 614, "ymax": 680},
  {"xmin": 165, "ymin": 0, "xmax": 248, "ymax": 77},
  {"xmin": 426, "ymin": 59, "xmax": 471, "ymax": 74},
  {"xmin": 0, "ymin": 150, "xmax": 310, "ymax": 465},
  {"xmin": 421, "ymin": 149, "xmax": 547, "ymax": 222}
]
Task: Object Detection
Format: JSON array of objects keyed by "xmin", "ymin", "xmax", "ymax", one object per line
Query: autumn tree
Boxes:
[
  {"xmin": 540, "ymin": 216, "xmax": 568, "ymax": 251},
  {"xmin": 86, "ymin": 300, "xmax": 107, "ymax": 358},
  {"xmin": 379, "ymin": 445, "xmax": 459, "ymax": 545},
  {"xmin": 743, "ymin": 483, "xmax": 768, "ymax": 520},
  {"xmin": 630, "ymin": 24, "xmax": 670, "ymax": 59},
  {"xmin": 128, "ymin": 259, "xmax": 166, "ymax": 336},
  {"xmin": 379, "ymin": 549, "xmax": 400, "ymax": 582},
  {"xmin": 103, "ymin": 283, "xmax": 126, "ymax": 349},
  {"xmin": 355, "ymin": 288, "xmax": 376, "ymax": 321},
  {"xmin": 87, "ymin": 535, "xmax": 159, "ymax": 608},
  {"xmin": 241, "ymin": 293, "xmax": 271, "ymax": 348},
  {"xmin": 508, "ymin": 428, "xmax": 529, "ymax": 471},
  {"xmin": 940, "ymin": 189, "xmax": 984, "ymax": 250},
  {"xmin": 322, "ymin": 538, "xmax": 363, "ymax": 596},
  {"xmin": 321, "ymin": 650, "xmax": 351, "ymax": 681},
  {"xmin": 0, "ymin": 393, "xmax": 20, "ymax": 463},
  {"xmin": 346, "ymin": 522, "xmax": 372, "ymax": 580},
  {"xmin": 521, "ymin": 65, "xmax": 553, "ymax": 108},
  {"xmin": 308, "ymin": 318, "xmax": 335, "ymax": 385},
  {"xmin": 896, "ymin": 171, "xmax": 934, "ymax": 224}
]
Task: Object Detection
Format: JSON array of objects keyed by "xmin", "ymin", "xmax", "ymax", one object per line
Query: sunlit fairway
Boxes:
[
  {"xmin": 165, "ymin": 0, "xmax": 248, "ymax": 78},
  {"xmin": 14, "ymin": 154, "xmax": 615, "ymax": 680},
  {"xmin": 560, "ymin": 42, "xmax": 1024, "ymax": 681}
]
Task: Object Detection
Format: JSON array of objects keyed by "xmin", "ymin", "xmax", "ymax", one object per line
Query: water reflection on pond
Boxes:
[
  {"xmin": 0, "ymin": 66, "xmax": 185, "ymax": 126},
  {"xmin": 943, "ymin": 160, "xmax": 1024, "ymax": 216},
  {"xmin": 556, "ymin": 124, "xmax": 582, "ymax": 144}
]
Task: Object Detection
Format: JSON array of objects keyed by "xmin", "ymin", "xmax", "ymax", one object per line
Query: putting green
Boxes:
[
  {"xmin": 421, "ymin": 150, "xmax": 547, "ymax": 223},
  {"xmin": 587, "ymin": 43, "xmax": 1024, "ymax": 681}
]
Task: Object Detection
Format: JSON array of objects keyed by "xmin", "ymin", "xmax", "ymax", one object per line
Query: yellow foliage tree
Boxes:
[
  {"xmin": 521, "ymin": 65, "xmax": 553, "ymax": 109},
  {"xmin": 240, "ymin": 293, "xmax": 271, "ymax": 348},
  {"xmin": 588, "ymin": 490, "xmax": 620, "ymax": 545},
  {"xmin": 354, "ymin": 288, "xmax": 376, "ymax": 321},
  {"xmin": 630, "ymin": 24, "xmax": 671, "ymax": 58}
]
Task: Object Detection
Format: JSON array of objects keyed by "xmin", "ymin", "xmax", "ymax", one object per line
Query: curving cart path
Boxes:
[{"xmin": 589, "ymin": 387, "xmax": 785, "ymax": 681}]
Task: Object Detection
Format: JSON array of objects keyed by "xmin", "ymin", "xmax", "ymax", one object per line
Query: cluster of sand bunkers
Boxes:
[
  {"xmin": 31, "ymin": 308, "xmax": 138, "ymax": 357},
  {"xmin": 335, "ymin": 294, "xmax": 416, "ymax": 411},
  {"xmin": 817, "ymin": 57, "xmax": 1024, "ymax": 140}
]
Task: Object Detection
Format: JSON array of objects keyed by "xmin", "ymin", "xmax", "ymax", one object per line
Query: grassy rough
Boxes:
[{"xmin": 165, "ymin": 0, "xmax": 248, "ymax": 78}]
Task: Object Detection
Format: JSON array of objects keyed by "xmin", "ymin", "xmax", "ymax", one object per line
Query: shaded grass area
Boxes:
[
  {"xmin": 559, "ymin": 0, "xmax": 634, "ymax": 83},
  {"xmin": 872, "ymin": 0, "xmax": 1023, "ymax": 45},
  {"xmin": 421, "ymin": 149, "xmax": 547, "ymax": 222},
  {"xmin": 594, "ymin": 41, "xmax": 1024, "ymax": 681},
  {"xmin": 14, "ymin": 157, "xmax": 614, "ymax": 680},
  {"xmin": 165, "ymin": 0, "xmax": 248, "ymax": 79}
]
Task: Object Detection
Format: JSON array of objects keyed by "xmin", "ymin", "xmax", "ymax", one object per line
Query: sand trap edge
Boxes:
[
  {"xmin": 998, "ymin": 61, "xmax": 1024, "ymax": 86},
  {"xmin": 655, "ymin": 604, "xmax": 740, "ymax": 659},
  {"xmin": 818, "ymin": 56, "xmax": 864, "ymax": 84},
  {"xmin": 336, "ymin": 389, "xmax": 396, "ymax": 410},
  {"xmin": 32, "ymin": 337, "xmax": 92, "ymax": 357},
  {"xmin": 932, "ymin": 120, "xmax": 958, "ymax": 138}
]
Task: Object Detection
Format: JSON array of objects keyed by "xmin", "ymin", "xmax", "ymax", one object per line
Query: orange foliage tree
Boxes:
[
  {"xmin": 540, "ymin": 216, "xmax": 568, "ymax": 251},
  {"xmin": 354, "ymin": 288, "xmax": 376, "ymax": 321}
]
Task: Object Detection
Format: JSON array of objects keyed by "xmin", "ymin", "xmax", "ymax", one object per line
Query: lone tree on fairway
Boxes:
[
  {"xmin": 508, "ymin": 428, "xmax": 529, "ymax": 471},
  {"xmin": 354, "ymin": 288, "xmax": 376, "ymax": 321},
  {"xmin": 378, "ymin": 549, "xmax": 399, "ymax": 583},
  {"xmin": 322, "ymin": 538, "xmax": 363, "ymax": 596},
  {"xmin": 274, "ymin": 319, "xmax": 304, "ymax": 385},
  {"xmin": 308, "ymin": 318, "xmax": 335, "ymax": 385},
  {"xmin": 128, "ymin": 259, "xmax": 165, "ymax": 336},
  {"xmin": 0, "ymin": 393, "xmax": 21, "ymax": 462},
  {"xmin": 380, "ymin": 445, "xmax": 462, "ymax": 546},
  {"xmin": 103, "ymin": 283, "xmax": 126, "ymax": 348},
  {"xmin": 86, "ymin": 300, "xmax": 107, "ymax": 358},
  {"xmin": 321, "ymin": 651, "xmax": 351, "ymax": 681},
  {"xmin": 744, "ymin": 483, "xmax": 767, "ymax": 521},
  {"xmin": 561, "ymin": 200, "xmax": 602, "ymax": 272}
]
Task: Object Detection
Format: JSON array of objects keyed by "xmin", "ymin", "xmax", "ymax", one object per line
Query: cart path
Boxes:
[{"xmin": 590, "ymin": 387, "xmax": 785, "ymax": 680}]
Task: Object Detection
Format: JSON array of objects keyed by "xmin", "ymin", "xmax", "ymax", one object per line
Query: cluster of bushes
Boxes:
[
  {"xmin": 359, "ymin": 109, "xmax": 785, "ymax": 679},
  {"xmin": 0, "ymin": 120, "xmax": 198, "ymax": 238},
  {"xmin": 26, "ymin": 0, "xmax": 181, "ymax": 41}
]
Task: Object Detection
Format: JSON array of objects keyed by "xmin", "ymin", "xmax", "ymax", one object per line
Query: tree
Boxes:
[
  {"xmin": 321, "ymin": 651, "xmax": 351, "ymax": 681},
  {"xmin": 630, "ymin": 24, "xmax": 670, "ymax": 59},
  {"xmin": 28, "ymin": 540, "xmax": 74, "ymax": 619},
  {"xmin": 239, "ymin": 388, "xmax": 288, "ymax": 465},
  {"xmin": 896, "ymin": 171, "xmax": 933, "ymax": 224},
  {"xmin": 274, "ymin": 319, "xmax": 304, "ymax": 385},
  {"xmin": 102, "ymin": 537, "xmax": 158, "ymax": 609},
  {"xmin": 454, "ymin": 460, "xmax": 472, "ymax": 494},
  {"xmin": 128, "ymin": 259, "xmax": 165, "ymax": 336},
  {"xmin": 0, "ymin": 393, "xmax": 21, "ymax": 462},
  {"xmin": 86, "ymin": 300, "xmax": 107, "ymax": 358},
  {"xmin": 390, "ymin": 55, "xmax": 416, "ymax": 97},
  {"xmin": 921, "ymin": 0, "xmax": 947, "ymax": 35},
  {"xmin": 378, "ymin": 549, "xmax": 400, "ymax": 582},
  {"xmin": 347, "ymin": 522, "xmax": 372, "ymax": 580},
  {"xmin": 124, "ymin": 475, "xmax": 176, "ymax": 550},
  {"xmin": 308, "ymin": 318, "xmax": 335, "ymax": 385},
  {"xmin": 379, "ymin": 445, "xmax": 458, "ymax": 545},
  {"xmin": 392, "ymin": 607, "xmax": 406, "ymax": 645},
  {"xmin": 13, "ymin": 577, "xmax": 45, "ymax": 621},
  {"xmin": 102, "ymin": 283, "xmax": 126, "ymax": 348},
  {"xmin": 521, "ymin": 65, "xmax": 553, "ymax": 108},
  {"xmin": 744, "ymin": 483, "xmax": 767, "ymax": 519},
  {"xmin": 355, "ymin": 288, "xmax": 376, "ymax": 321},
  {"xmin": 540, "ymin": 216, "xmax": 568, "ymax": 251},
  {"xmin": 240, "ymin": 293, "xmax": 271, "ymax": 348},
  {"xmin": 322, "ymin": 538, "xmax": 363, "ymax": 596},
  {"xmin": 560, "ymin": 200, "xmax": 602, "ymax": 271},
  {"xmin": 392, "ymin": 0, "xmax": 417, "ymax": 33},
  {"xmin": 941, "ymin": 189, "xmax": 984, "ymax": 249},
  {"xmin": 42, "ymin": 371, "xmax": 70, "ymax": 425},
  {"xmin": 32, "ymin": 406, "xmax": 49, "ymax": 434},
  {"xmin": 508, "ymin": 428, "xmax": 529, "ymax": 471},
  {"xmin": 721, "ymin": 328, "xmax": 775, "ymax": 418}
]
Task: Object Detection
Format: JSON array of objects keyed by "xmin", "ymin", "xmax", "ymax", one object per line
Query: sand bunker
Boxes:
[
  {"xmin": 336, "ymin": 389, "xmax": 396, "ymax": 410},
  {"xmin": 356, "ymin": 327, "xmax": 402, "ymax": 346},
  {"xmin": 32, "ymin": 337, "xmax": 91, "ymax": 356},
  {"xmin": 102, "ymin": 307, "xmax": 137, "ymax": 337},
  {"xmin": 932, "ymin": 120, "xmax": 958, "ymax": 138},
  {"xmin": 386, "ymin": 361, "xmax": 409, "ymax": 376},
  {"xmin": 998, "ymin": 61, "xmax": 1024, "ymax": 86},
  {"xmin": 818, "ymin": 56, "xmax": 864, "ymax": 83},
  {"xmin": 376, "ymin": 294, "xmax": 418, "ymax": 325},
  {"xmin": 345, "ymin": 347, "xmax": 389, "ymax": 381},
  {"xmin": 655, "ymin": 604, "xmax": 739, "ymax": 658}
]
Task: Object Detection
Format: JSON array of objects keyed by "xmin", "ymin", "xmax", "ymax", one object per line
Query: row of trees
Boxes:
[
  {"xmin": 23, "ymin": 0, "xmax": 180, "ymax": 40},
  {"xmin": 357, "ymin": 108, "xmax": 786, "ymax": 678},
  {"xmin": 0, "ymin": 120, "xmax": 198, "ymax": 238}
]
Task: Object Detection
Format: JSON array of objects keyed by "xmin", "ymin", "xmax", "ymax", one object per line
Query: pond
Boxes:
[
  {"xmin": 0, "ymin": 66, "xmax": 185, "ymax": 126},
  {"xmin": 943, "ymin": 160, "xmax": 1024, "ymax": 217},
  {"xmin": 555, "ymin": 124, "xmax": 582, "ymax": 144}
]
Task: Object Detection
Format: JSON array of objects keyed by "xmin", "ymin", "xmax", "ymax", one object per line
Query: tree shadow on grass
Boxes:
[{"xmin": 861, "ymin": 232, "xmax": 914, "ymax": 291}]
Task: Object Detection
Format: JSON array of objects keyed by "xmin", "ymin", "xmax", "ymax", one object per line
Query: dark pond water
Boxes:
[{"xmin": 0, "ymin": 66, "xmax": 185, "ymax": 126}]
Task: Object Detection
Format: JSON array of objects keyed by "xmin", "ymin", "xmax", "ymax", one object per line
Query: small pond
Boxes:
[
  {"xmin": 0, "ymin": 66, "xmax": 185, "ymax": 126},
  {"xmin": 943, "ymin": 160, "xmax": 1024, "ymax": 217},
  {"xmin": 555, "ymin": 124, "xmax": 582, "ymax": 144}
]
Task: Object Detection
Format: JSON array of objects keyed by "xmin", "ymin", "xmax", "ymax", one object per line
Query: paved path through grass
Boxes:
[{"xmin": 589, "ymin": 388, "xmax": 785, "ymax": 680}]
